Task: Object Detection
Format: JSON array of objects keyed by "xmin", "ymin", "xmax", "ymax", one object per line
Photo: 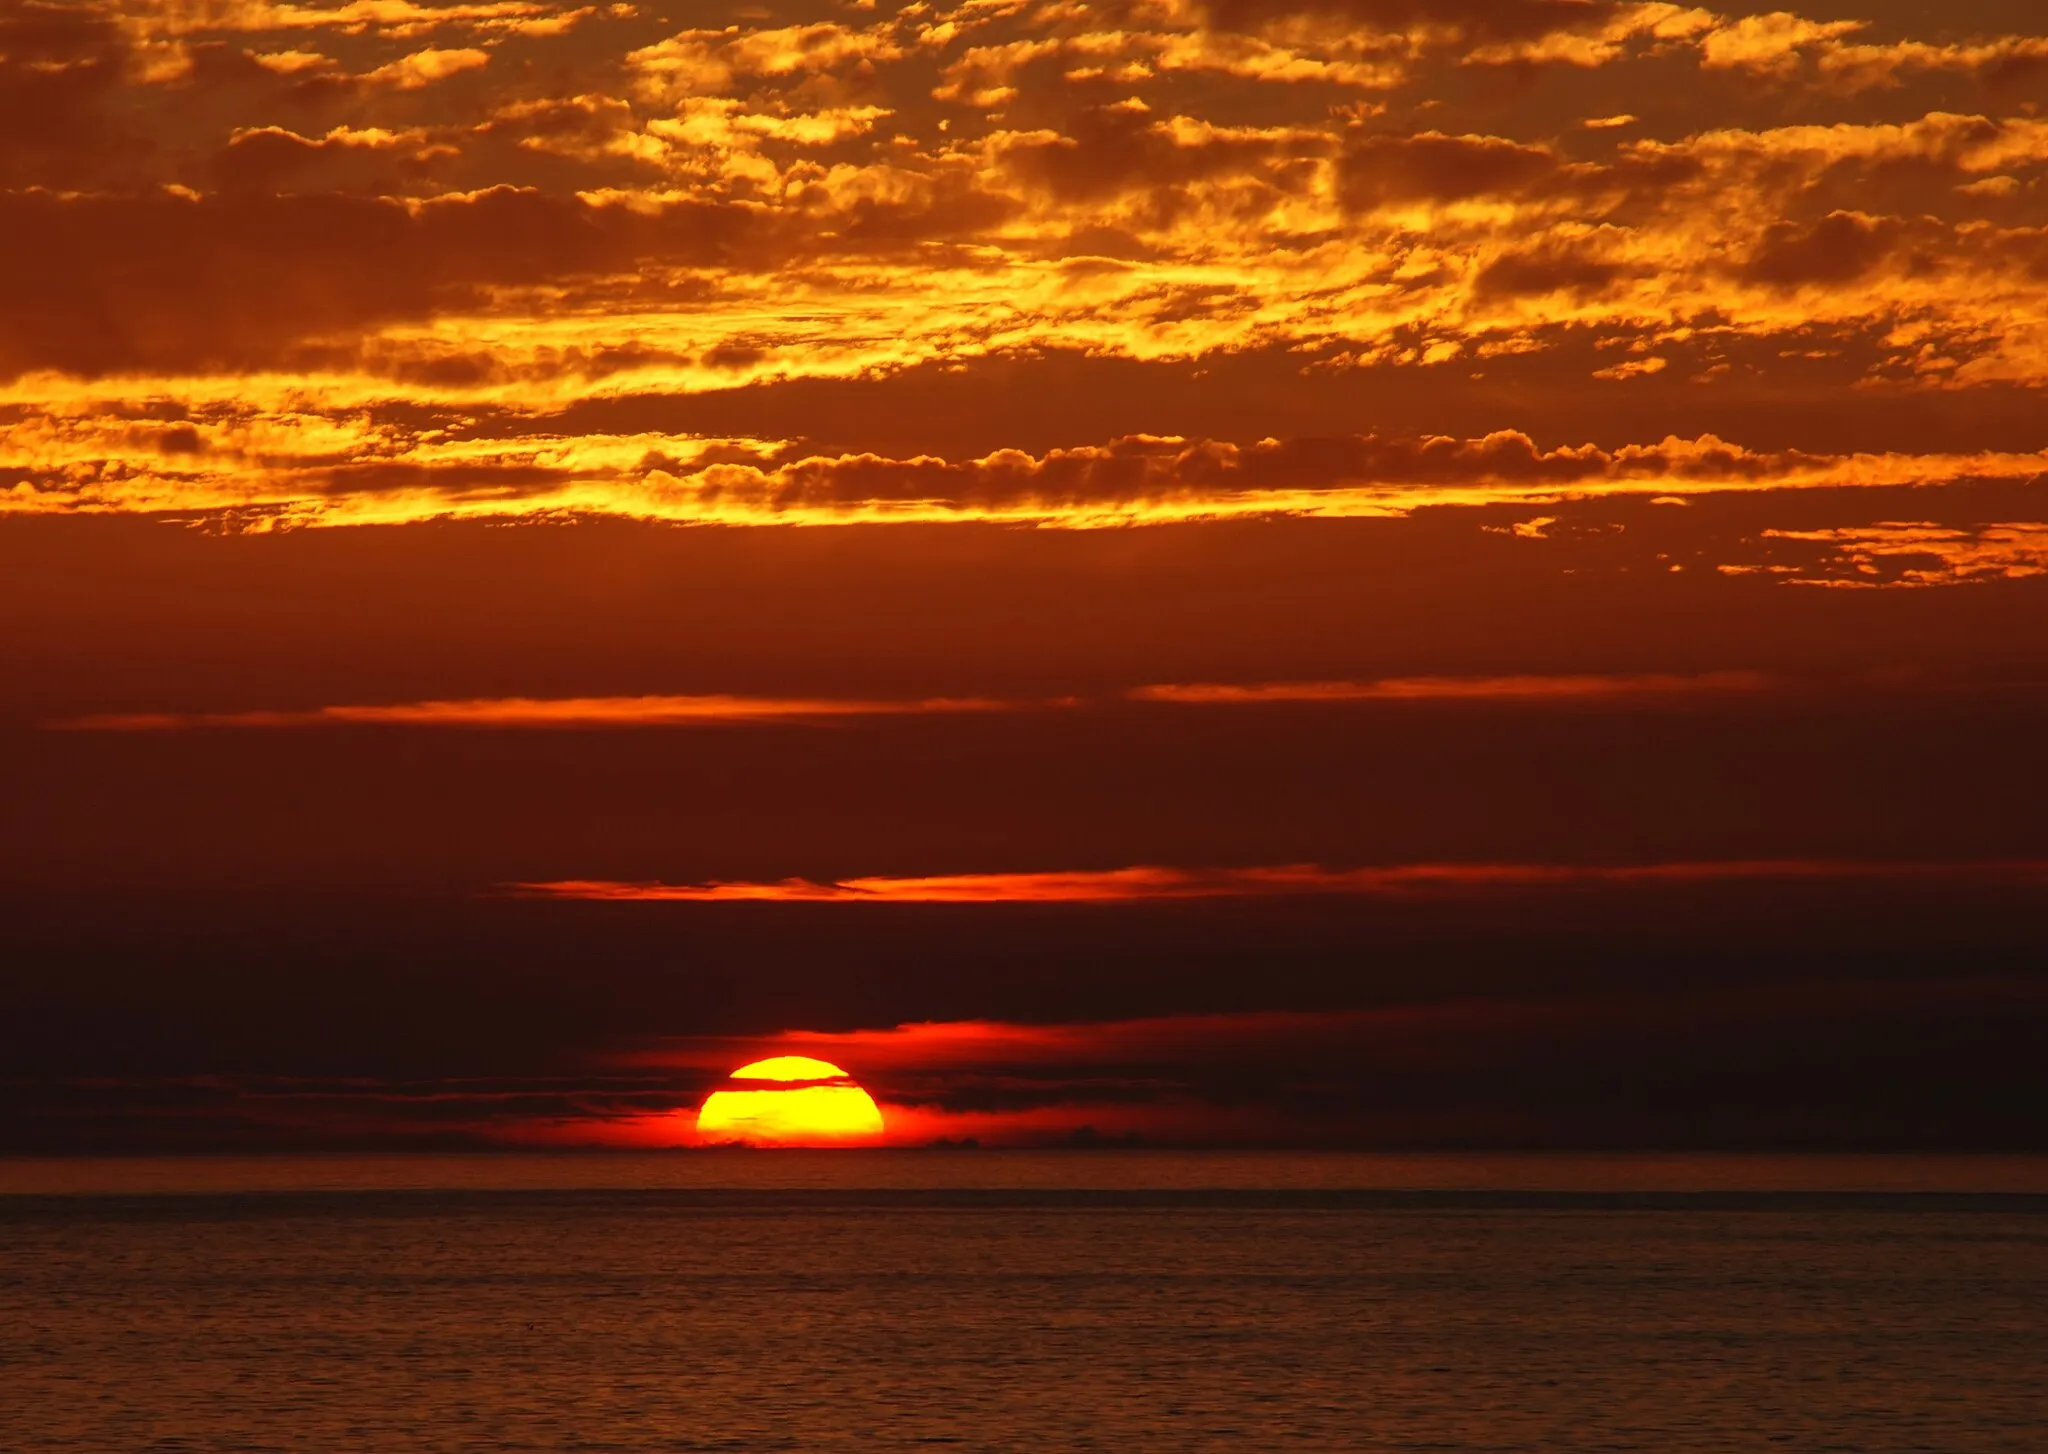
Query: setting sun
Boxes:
[{"xmin": 696, "ymin": 1057, "xmax": 886, "ymax": 1147}]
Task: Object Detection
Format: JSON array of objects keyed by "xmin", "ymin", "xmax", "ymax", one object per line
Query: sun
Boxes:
[{"xmin": 696, "ymin": 1056, "xmax": 886, "ymax": 1146}]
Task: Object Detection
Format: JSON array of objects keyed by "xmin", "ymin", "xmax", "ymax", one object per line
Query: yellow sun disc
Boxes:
[
  {"xmin": 727, "ymin": 1056, "xmax": 856, "ymax": 1082},
  {"xmin": 696, "ymin": 1057, "xmax": 885, "ymax": 1146}
]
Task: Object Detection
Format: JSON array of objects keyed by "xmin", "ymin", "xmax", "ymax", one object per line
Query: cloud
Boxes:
[
  {"xmin": 8, "ymin": 418, "xmax": 2045, "ymax": 529},
  {"xmin": 1197, "ymin": 0, "xmax": 1620, "ymax": 45},
  {"xmin": 5, "ymin": 30, "xmax": 2047, "ymax": 419},
  {"xmin": 1128, "ymin": 671, "xmax": 1768, "ymax": 702},
  {"xmin": 1752, "ymin": 521, "xmax": 2048, "ymax": 588},
  {"xmin": 50, "ymin": 692, "xmax": 1042, "ymax": 731},
  {"xmin": 362, "ymin": 44, "xmax": 488, "ymax": 88},
  {"xmin": 136, "ymin": 1, "xmax": 568, "ymax": 36},
  {"xmin": 0, "ymin": 186, "xmax": 771, "ymax": 377},
  {"xmin": 44, "ymin": 671, "xmax": 1771, "ymax": 733},
  {"xmin": 1697, "ymin": 11, "xmax": 1864, "ymax": 78},
  {"xmin": 0, "ymin": 1, "xmax": 147, "ymax": 187},
  {"xmin": 1688, "ymin": 14, "xmax": 2048, "ymax": 94},
  {"xmin": 1741, "ymin": 211, "xmax": 1898, "ymax": 288},
  {"xmin": 1337, "ymin": 130, "xmax": 1558, "ymax": 210},
  {"xmin": 629, "ymin": 21, "xmax": 906, "ymax": 98},
  {"xmin": 995, "ymin": 105, "xmax": 1328, "ymax": 205},
  {"xmin": 1474, "ymin": 241, "xmax": 1628, "ymax": 297},
  {"xmin": 0, "ymin": 0, "xmax": 2043, "ymax": 555},
  {"xmin": 211, "ymin": 124, "xmax": 426, "ymax": 190},
  {"xmin": 511, "ymin": 858, "xmax": 2048, "ymax": 904}
]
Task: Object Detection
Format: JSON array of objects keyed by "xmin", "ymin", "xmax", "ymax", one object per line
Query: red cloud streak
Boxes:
[
  {"xmin": 45, "ymin": 672, "xmax": 1770, "ymax": 730},
  {"xmin": 512, "ymin": 859, "xmax": 2048, "ymax": 904}
]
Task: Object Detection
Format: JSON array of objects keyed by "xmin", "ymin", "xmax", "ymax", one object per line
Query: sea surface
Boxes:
[{"xmin": 3, "ymin": 1153, "xmax": 2045, "ymax": 1452}]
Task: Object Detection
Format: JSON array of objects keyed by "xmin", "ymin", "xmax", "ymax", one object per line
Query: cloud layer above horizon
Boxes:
[{"xmin": 0, "ymin": 0, "xmax": 2043, "ymax": 581}]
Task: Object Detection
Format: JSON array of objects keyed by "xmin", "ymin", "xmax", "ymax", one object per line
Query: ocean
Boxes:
[{"xmin": 3, "ymin": 1154, "xmax": 2045, "ymax": 1452}]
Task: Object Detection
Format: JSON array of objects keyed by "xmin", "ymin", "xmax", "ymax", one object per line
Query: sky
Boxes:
[{"xmin": 3, "ymin": 0, "xmax": 2047, "ymax": 1152}]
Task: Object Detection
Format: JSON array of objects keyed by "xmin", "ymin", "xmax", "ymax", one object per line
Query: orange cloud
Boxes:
[
  {"xmin": 1196, "ymin": 0, "xmax": 1629, "ymax": 46},
  {"xmin": 44, "ymin": 672, "xmax": 1777, "ymax": 733},
  {"xmin": 1697, "ymin": 12, "xmax": 1863, "ymax": 78},
  {"xmin": 512, "ymin": 859, "xmax": 2048, "ymax": 904},
  {"xmin": 630, "ymin": 21, "xmax": 907, "ymax": 97},
  {"xmin": 363, "ymin": 45, "xmax": 489, "ymax": 88},
  {"xmin": 11, "ymin": 416, "xmax": 2044, "ymax": 530},
  {"xmin": 138, "ymin": 2, "xmax": 568, "ymax": 36},
  {"xmin": 0, "ymin": 5, "xmax": 2043, "ymax": 583},
  {"xmin": 49, "ymin": 693, "xmax": 1041, "ymax": 732},
  {"xmin": 1756, "ymin": 522, "xmax": 2048, "ymax": 588}
]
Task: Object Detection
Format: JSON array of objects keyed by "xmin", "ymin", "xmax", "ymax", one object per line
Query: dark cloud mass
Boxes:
[
  {"xmin": 1742, "ymin": 211, "xmax": 1899, "ymax": 287},
  {"xmin": 0, "ymin": 188, "xmax": 762, "ymax": 376},
  {"xmin": 1338, "ymin": 131, "xmax": 1559, "ymax": 209},
  {"xmin": 1200, "ymin": 0, "xmax": 1615, "ymax": 42},
  {"xmin": 0, "ymin": 3, "xmax": 136, "ymax": 186}
]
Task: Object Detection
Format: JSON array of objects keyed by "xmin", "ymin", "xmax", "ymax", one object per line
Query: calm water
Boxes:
[{"xmin": 3, "ymin": 1155, "xmax": 2046, "ymax": 1452}]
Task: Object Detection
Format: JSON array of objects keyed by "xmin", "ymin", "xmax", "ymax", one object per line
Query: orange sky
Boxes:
[{"xmin": 2, "ymin": 0, "xmax": 2046, "ymax": 1152}]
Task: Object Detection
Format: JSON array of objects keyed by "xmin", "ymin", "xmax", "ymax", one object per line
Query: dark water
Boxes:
[{"xmin": 4, "ymin": 1156, "xmax": 2046, "ymax": 1452}]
